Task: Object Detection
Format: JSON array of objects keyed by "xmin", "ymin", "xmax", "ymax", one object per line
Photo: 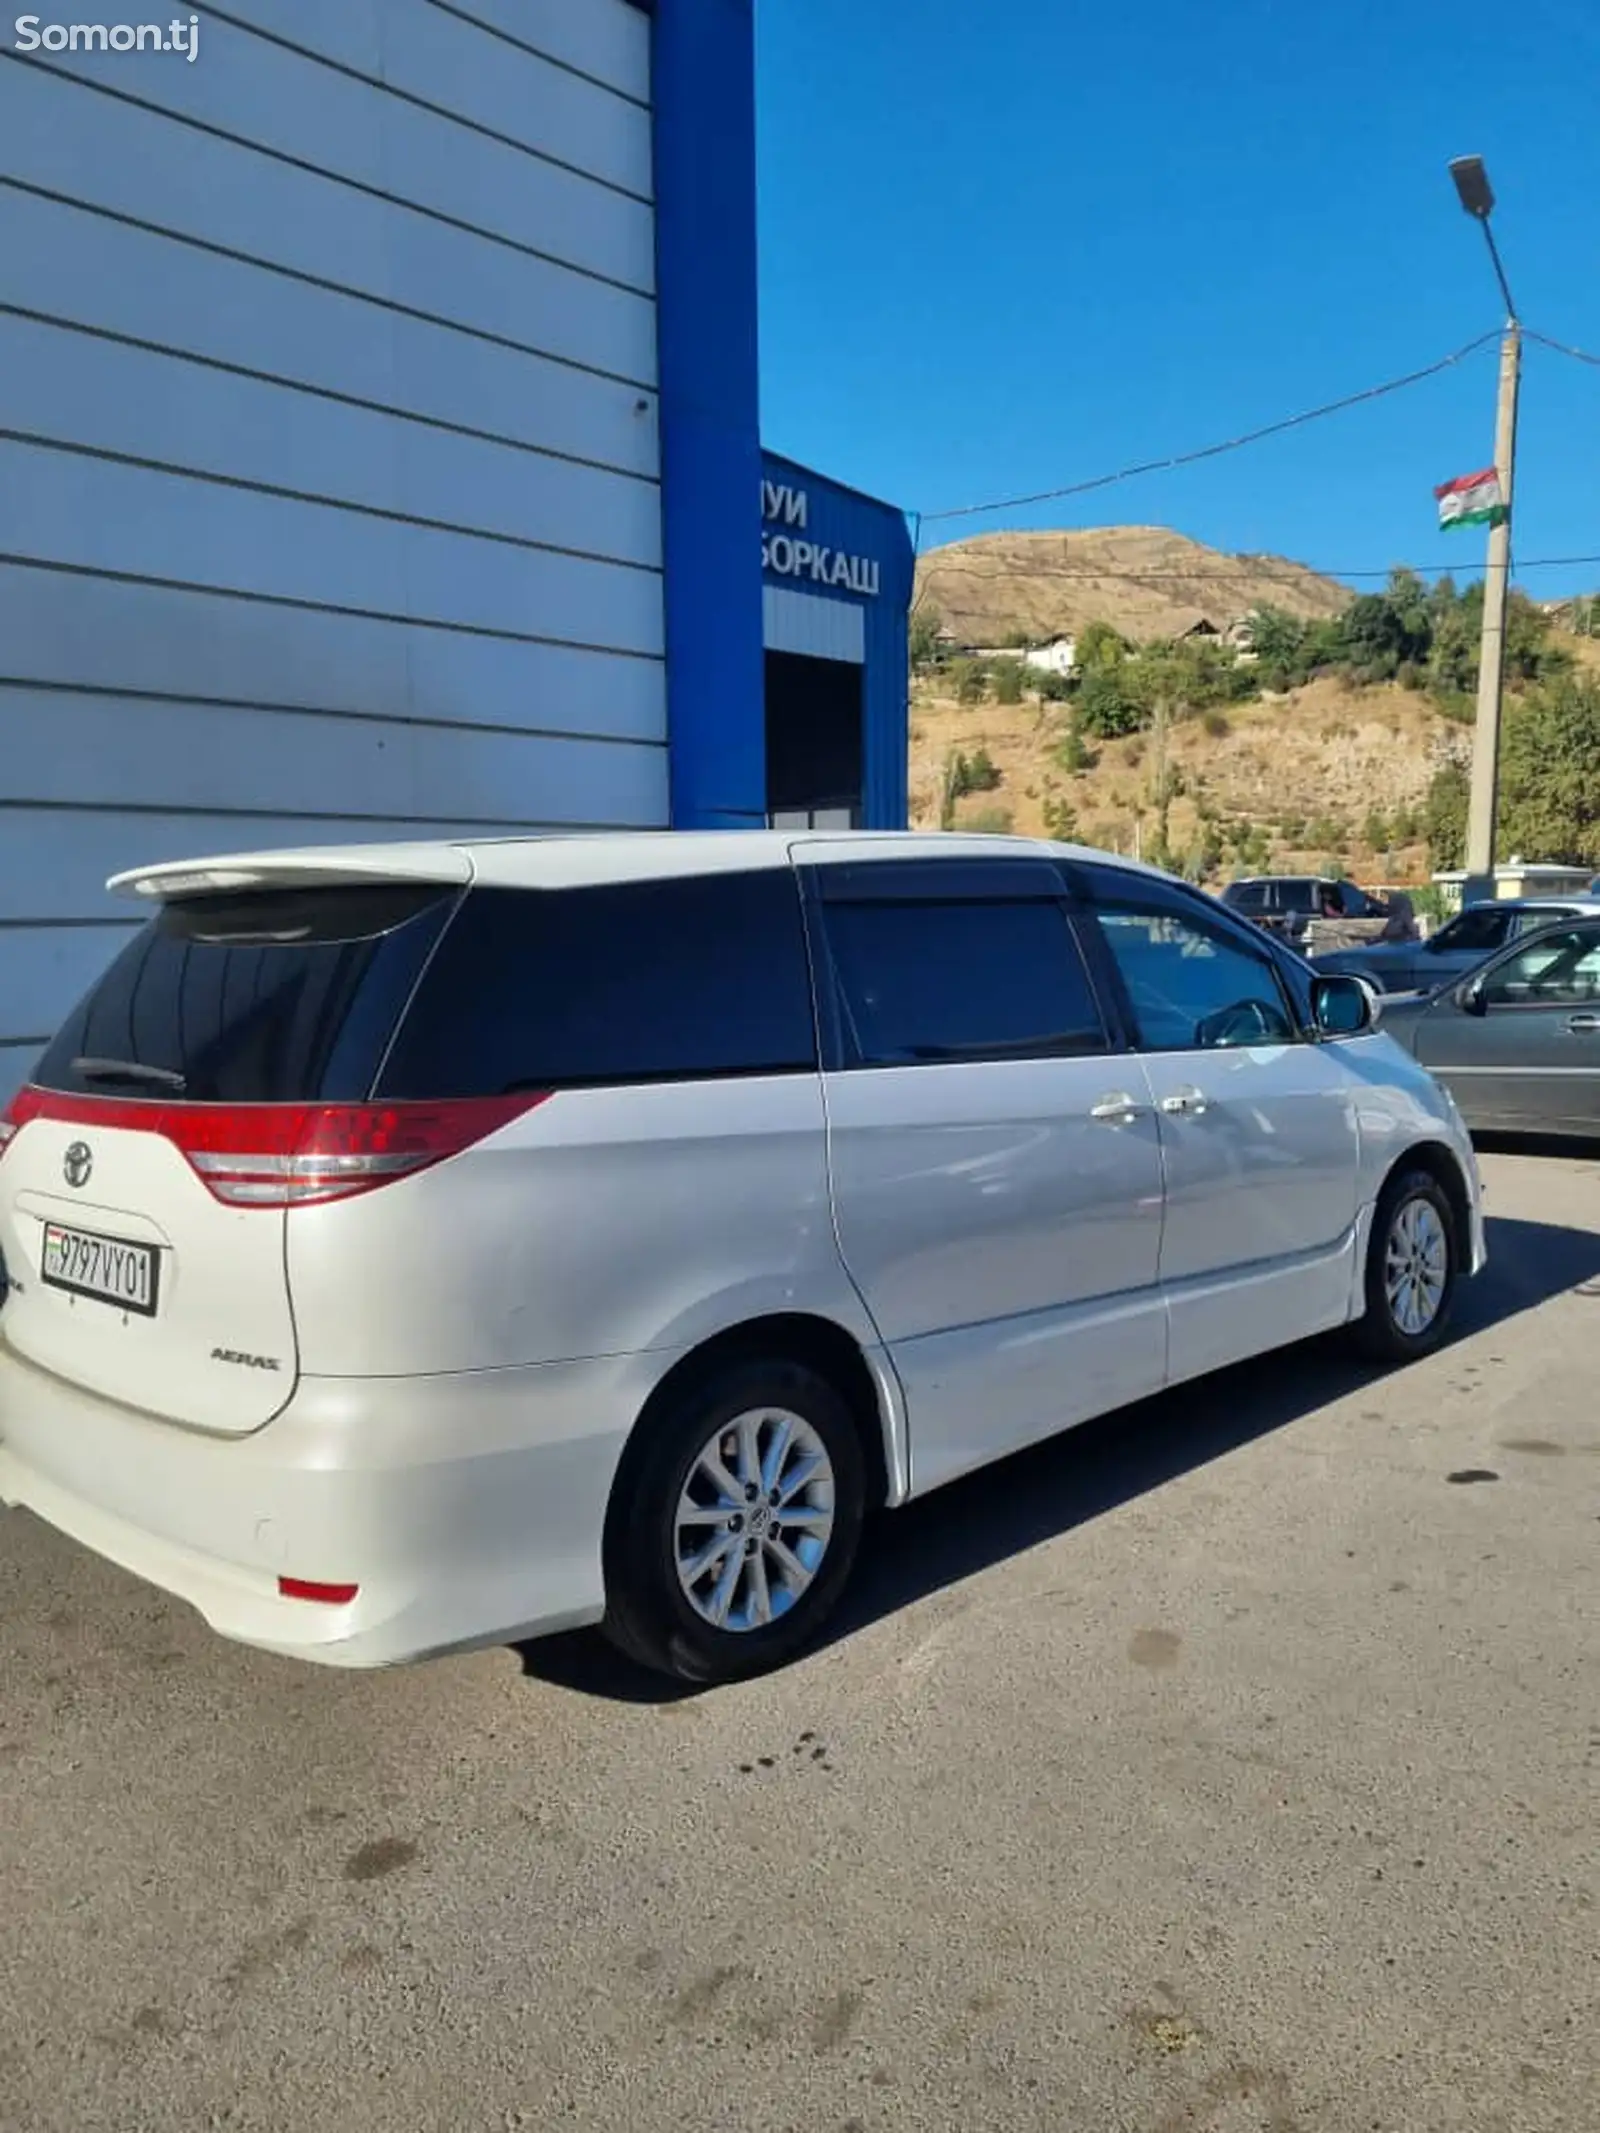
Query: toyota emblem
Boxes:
[{"xmin": 62, "ymin": 1141, "xmax": 93, "ymax": 1190}]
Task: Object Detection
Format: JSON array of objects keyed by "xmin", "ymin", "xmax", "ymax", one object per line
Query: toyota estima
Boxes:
[{"xmin": 0, "ymin": 833, "xmax": 1483, "ymax": 1684}]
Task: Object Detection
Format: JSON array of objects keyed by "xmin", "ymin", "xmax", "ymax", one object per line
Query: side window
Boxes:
[
  {"xmin": 376, "ymin": 870, "xmax": 818, "ymax": 1098},
  {"xmin": 1479, "ymin": 926, "xmax": 1600, "ymax": 1008},
  {"xmin": 818, "ymin": 896, "xmax": 1108, "ymax": 1067},
  {"xmin": 1438, "ymin": 906, "xmax": 1514, "ymax": 954},
  {"xmin": 1092, "ymin": 901, "xmax": 1298, "ymax": 1052}
]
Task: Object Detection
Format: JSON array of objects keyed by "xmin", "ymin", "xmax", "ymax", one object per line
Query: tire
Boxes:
[
  {"xmin": 1349, "ymin": 1167, "xmax": 1458, "ymax": 1365},
  {"xmin": 602, "ymin": 1356, "xmax": 868, "ymax": 1687}
]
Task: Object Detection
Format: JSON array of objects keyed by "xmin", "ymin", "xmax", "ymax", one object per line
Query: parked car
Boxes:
[
  {"xmin": 1379, "ymin": 913, "xmax": 1600, "ymax": 1136},
  {"xmin": 1314, "ymin": 897, "xmax": 1600, "ymax": 994},
  {"xmin": 0, "ymin": 833, "xmax": 1485, "ymax": 1685},
  {"xmin": 1220, "ymin": 874, "xmax": 1401, "ymax": 946}
]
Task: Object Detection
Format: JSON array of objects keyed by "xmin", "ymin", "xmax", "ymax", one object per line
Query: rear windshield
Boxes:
[
  {"xmin": 1276, "ymin": 882, "xmax": 1318, "ymax": 912},
  {"xmin": 1221, "ymin": 882, "xmax": 1267, "ymax": 909},
  {"xmin": 33, "ymin": 885, "xmax": 456, "ymax": 1103}
]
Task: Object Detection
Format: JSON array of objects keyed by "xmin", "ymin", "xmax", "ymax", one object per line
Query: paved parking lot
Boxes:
[{"xmin": 2, "ymin": 1148, "xmax": 1597, "ymax": 2133}]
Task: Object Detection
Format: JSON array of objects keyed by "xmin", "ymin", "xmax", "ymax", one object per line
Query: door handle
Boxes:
[
  {"xmin": 1159, "ymin": 1087, "xmax": 1210, "ymax": 1117},
  {"xmin": 1561, "ymin": 1013, "xmax": 1600, "ymax": 1034},
  {"xmin": 1089, "ymin": 1092, "xmax": 1146, "ymax": 1124}
]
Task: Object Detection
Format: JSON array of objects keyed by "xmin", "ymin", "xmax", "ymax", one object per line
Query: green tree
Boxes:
[
  {"xmin": 1244, "ymin": 606, "xmax": 1307, "ymax": 671},
  {"xmin": 1362, "ymin": 808, "xmax": 1391, "ymax": 853},
  {"xmin": 1337, "ymin": 582, "xmax": 1430, "ymax": 683},
  {"xmin": 908, "ymin": 601, "xmax": 944, "ymax": 671},
  {"xmin": 1425, "ymin": 761, "xmax": 1469, "ymax": 871},
  {"xmin": 1076, "ymin": 663, "xmax": 1146, "ymax": 739},
  {"xmin": 1076, "ymin": 619, "xmax": 1130, "ymax": 671},
  {"xmin": 1497, "ymin": 675, "xmax": 1600, "ymax": 865}
]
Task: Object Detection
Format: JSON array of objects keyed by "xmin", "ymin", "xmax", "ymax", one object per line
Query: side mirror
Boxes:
[
  {"xmin": 1457, "ymin": 976, "xmax": 1488, "ymax": 1015},
  {"xmin": 1310, "ymin": 972, "xmax": 1377, "ymax": 1037}
]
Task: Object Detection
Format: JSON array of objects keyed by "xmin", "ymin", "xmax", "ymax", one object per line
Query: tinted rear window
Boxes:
[
  {"xmin": 375, "ymin": 870, "xmax": 817, "ymax": 1098},
  {"xmin": 817, "ymin": 896, "xmax": 1108, "ymax": 1066},
  {"xmin": 1222, "ymin": 883, "xmax": 1267, "ymax": 909},
  {"xmin": 33, "ymin": 885, "xmax": 455, "ymax": 1103}
]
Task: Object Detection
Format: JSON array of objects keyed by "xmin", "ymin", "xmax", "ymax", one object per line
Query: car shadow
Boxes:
[
  {"xmin": 1472, "ymin": 1131, "xmax": 1600, "ymax": 1163},
  {"xmin": 514, "ymin": 1211, "xmax": 1600, "ymax": 1706}
]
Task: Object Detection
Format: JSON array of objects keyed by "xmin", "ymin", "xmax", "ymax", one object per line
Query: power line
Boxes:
[
  {"xmin": 1526, "ymin": 326, "xmax": 1600, "ymax": 371},
  {"xmin": 918, "ymin": 330, "xmax": 1502, "ymax": 525}
]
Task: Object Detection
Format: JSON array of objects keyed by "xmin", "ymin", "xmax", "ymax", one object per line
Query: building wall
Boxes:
[
  {"xmin": 760, "ymin": 453, "xmax": 916, "ymax": 830},
  {"xmin": 0, "ymin": 0, "xmax": 684, "ymax": 1091}
]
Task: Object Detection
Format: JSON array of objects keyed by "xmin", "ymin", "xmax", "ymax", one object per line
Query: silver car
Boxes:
[{"xmin": 1315, "ymin": 898, "xmax": 1600, "ymax": 995}]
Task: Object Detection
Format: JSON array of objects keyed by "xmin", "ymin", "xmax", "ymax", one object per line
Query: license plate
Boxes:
[{"xmin": 41, "ymin": 1222, "xmax": 160, "ymax": 1318}]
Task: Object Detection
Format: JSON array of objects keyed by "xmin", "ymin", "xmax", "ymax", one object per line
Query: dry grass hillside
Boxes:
[
  {"xmin": 910, "ymin": 672, "xmax": 1469, "ymax": 885},
  {"xmin": 915, "ymin": 527, "xmax": 1347, "ymax": 647}
]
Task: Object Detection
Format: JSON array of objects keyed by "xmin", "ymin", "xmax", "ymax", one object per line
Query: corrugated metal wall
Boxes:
[{"xmin": 0, "ymin": 0, "xmax": 668, "ymax": 1095}]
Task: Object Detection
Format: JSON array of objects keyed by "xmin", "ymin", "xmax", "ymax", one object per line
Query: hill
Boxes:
[
  {"xmin": 915, "ymin": 526, "xmax": 1349, "ymax": 648},
  {"xmin": 909, "ymin": 672, "xmax": 1463, "ymax": 884}
]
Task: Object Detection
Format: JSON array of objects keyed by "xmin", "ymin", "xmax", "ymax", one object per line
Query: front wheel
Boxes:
[
  {"xmin": 1349, "ymin": 1168, "xmax": 1458, "ymax": 1364},
  {"xmin": 602, "ymin": 1358, "xmax": 867, "ymax": 1686}
]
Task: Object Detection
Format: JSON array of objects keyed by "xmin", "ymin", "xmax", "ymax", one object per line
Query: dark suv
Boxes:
[{"xmin": 1220, "ymin": 875, "xmax": 1394, "ymax": 947}]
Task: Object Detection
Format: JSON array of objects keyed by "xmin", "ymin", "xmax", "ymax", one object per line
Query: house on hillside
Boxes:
[
  {"xmin": 953, "ymin": 636, "xmax": 1080, "ymax": 680},
  {"xmin": 1023, "ymin": 636, "xmax": 1077, "ymax": 678},
  {"xmin": 1168, "ymin": 612, "xmax": 1223, "ymax": 644}
]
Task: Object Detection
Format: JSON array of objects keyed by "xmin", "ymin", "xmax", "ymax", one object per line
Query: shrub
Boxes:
[
  {"xmin": 1053, "ymin": 720, "xmax": 1095, "ymax": 773},
  {"xmin": 943, "ymin": 747, "xmax": 1002, "ymax": 809},
  {"xmin": 992, "ymin": 658, "xmax": 1026, "ymax": 706},
  {"xmin": 1201, "ymin": 709, "xmax": 1231, "ymax": 739},
  {"xmin": 962, "ymin": 803, "xmax": 1014, "ymax": 834},
  {"xmin": 1040, "ymin": 796, "xmax": 1078, "ymax": 840},
  {"xmin": 949, "ymin": 658, "xmax": 986, "ymax": 705}
]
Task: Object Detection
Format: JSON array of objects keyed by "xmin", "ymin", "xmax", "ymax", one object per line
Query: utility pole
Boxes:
[{"xmin": 1449, "ymin": 157, "xmax": 1520, "ymax": 906}]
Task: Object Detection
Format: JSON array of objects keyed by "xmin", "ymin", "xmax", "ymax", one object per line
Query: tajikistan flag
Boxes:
[{"xmin": 1435, "ymin": 467, "xmax": 1506, "ymax": 532}]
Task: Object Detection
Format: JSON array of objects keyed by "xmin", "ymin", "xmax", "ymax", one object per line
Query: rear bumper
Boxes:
[{"xmin": 0, "ymin": 1340, "xmax": 676, "ymax": 1667}]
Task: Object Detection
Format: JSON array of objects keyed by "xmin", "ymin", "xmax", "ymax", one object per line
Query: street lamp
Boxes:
[{"xmin": 1448, "ymin": 155, "xmax": 1521, "ymax": 904}]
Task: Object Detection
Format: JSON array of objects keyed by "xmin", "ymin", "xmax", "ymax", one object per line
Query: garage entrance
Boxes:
[{"xmin": 764, "ymin": 650, "xmax": 863, "ymax": 830}]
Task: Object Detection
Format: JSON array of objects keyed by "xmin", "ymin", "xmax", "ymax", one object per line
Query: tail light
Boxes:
[
  {"xmin": 0, "ymin": 1084, "xmax": 45, "ymax": 1156},
  {"xmin": 0, "ymin": 1088, "xmax": 545, "ymax": 1206}
]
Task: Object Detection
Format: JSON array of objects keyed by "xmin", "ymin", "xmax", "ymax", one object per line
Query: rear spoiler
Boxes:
[{"xmin": 108, "ymin": 844, "xmax": 476, "ymax": 902}]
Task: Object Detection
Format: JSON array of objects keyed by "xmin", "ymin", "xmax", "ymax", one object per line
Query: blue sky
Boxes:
[{"xmin": 754, "ymin": 0, "xmax": 1600, "ymax": 597}]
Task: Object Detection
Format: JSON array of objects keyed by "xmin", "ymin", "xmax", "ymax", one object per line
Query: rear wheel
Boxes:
[
  {"xmin": 1349, "ymin": 1167, "xmax": 1458, "ymax": 1364},
  {"xmin": 602, "ymin": 1357, "xmax": 867, "ymax": 1686}
]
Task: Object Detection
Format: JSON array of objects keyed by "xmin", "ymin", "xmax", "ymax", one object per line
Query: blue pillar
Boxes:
[{"xmin": 651, "ymin": 0, "xmax": 766, "ymax": 828}]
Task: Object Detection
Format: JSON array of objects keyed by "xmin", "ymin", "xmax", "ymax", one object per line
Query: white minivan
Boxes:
[{"xmin": 0, "ymin": 832, "xmax": 1484, "ymax": 1684}]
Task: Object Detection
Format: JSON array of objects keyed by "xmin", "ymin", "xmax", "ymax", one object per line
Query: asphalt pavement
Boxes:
[{"xmin": 2, "ymin": 1146, "xmax": 1597, "ymax": 2133}]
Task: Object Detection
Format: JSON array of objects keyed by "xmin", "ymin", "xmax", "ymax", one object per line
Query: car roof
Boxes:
[
  {"xmin": 1464, "ymin": 896, "xmax": 1600, "ymax": 914},
  {"xmin": 106, "ymin": 829, "xmax": 1177, "ymax": 902}
]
